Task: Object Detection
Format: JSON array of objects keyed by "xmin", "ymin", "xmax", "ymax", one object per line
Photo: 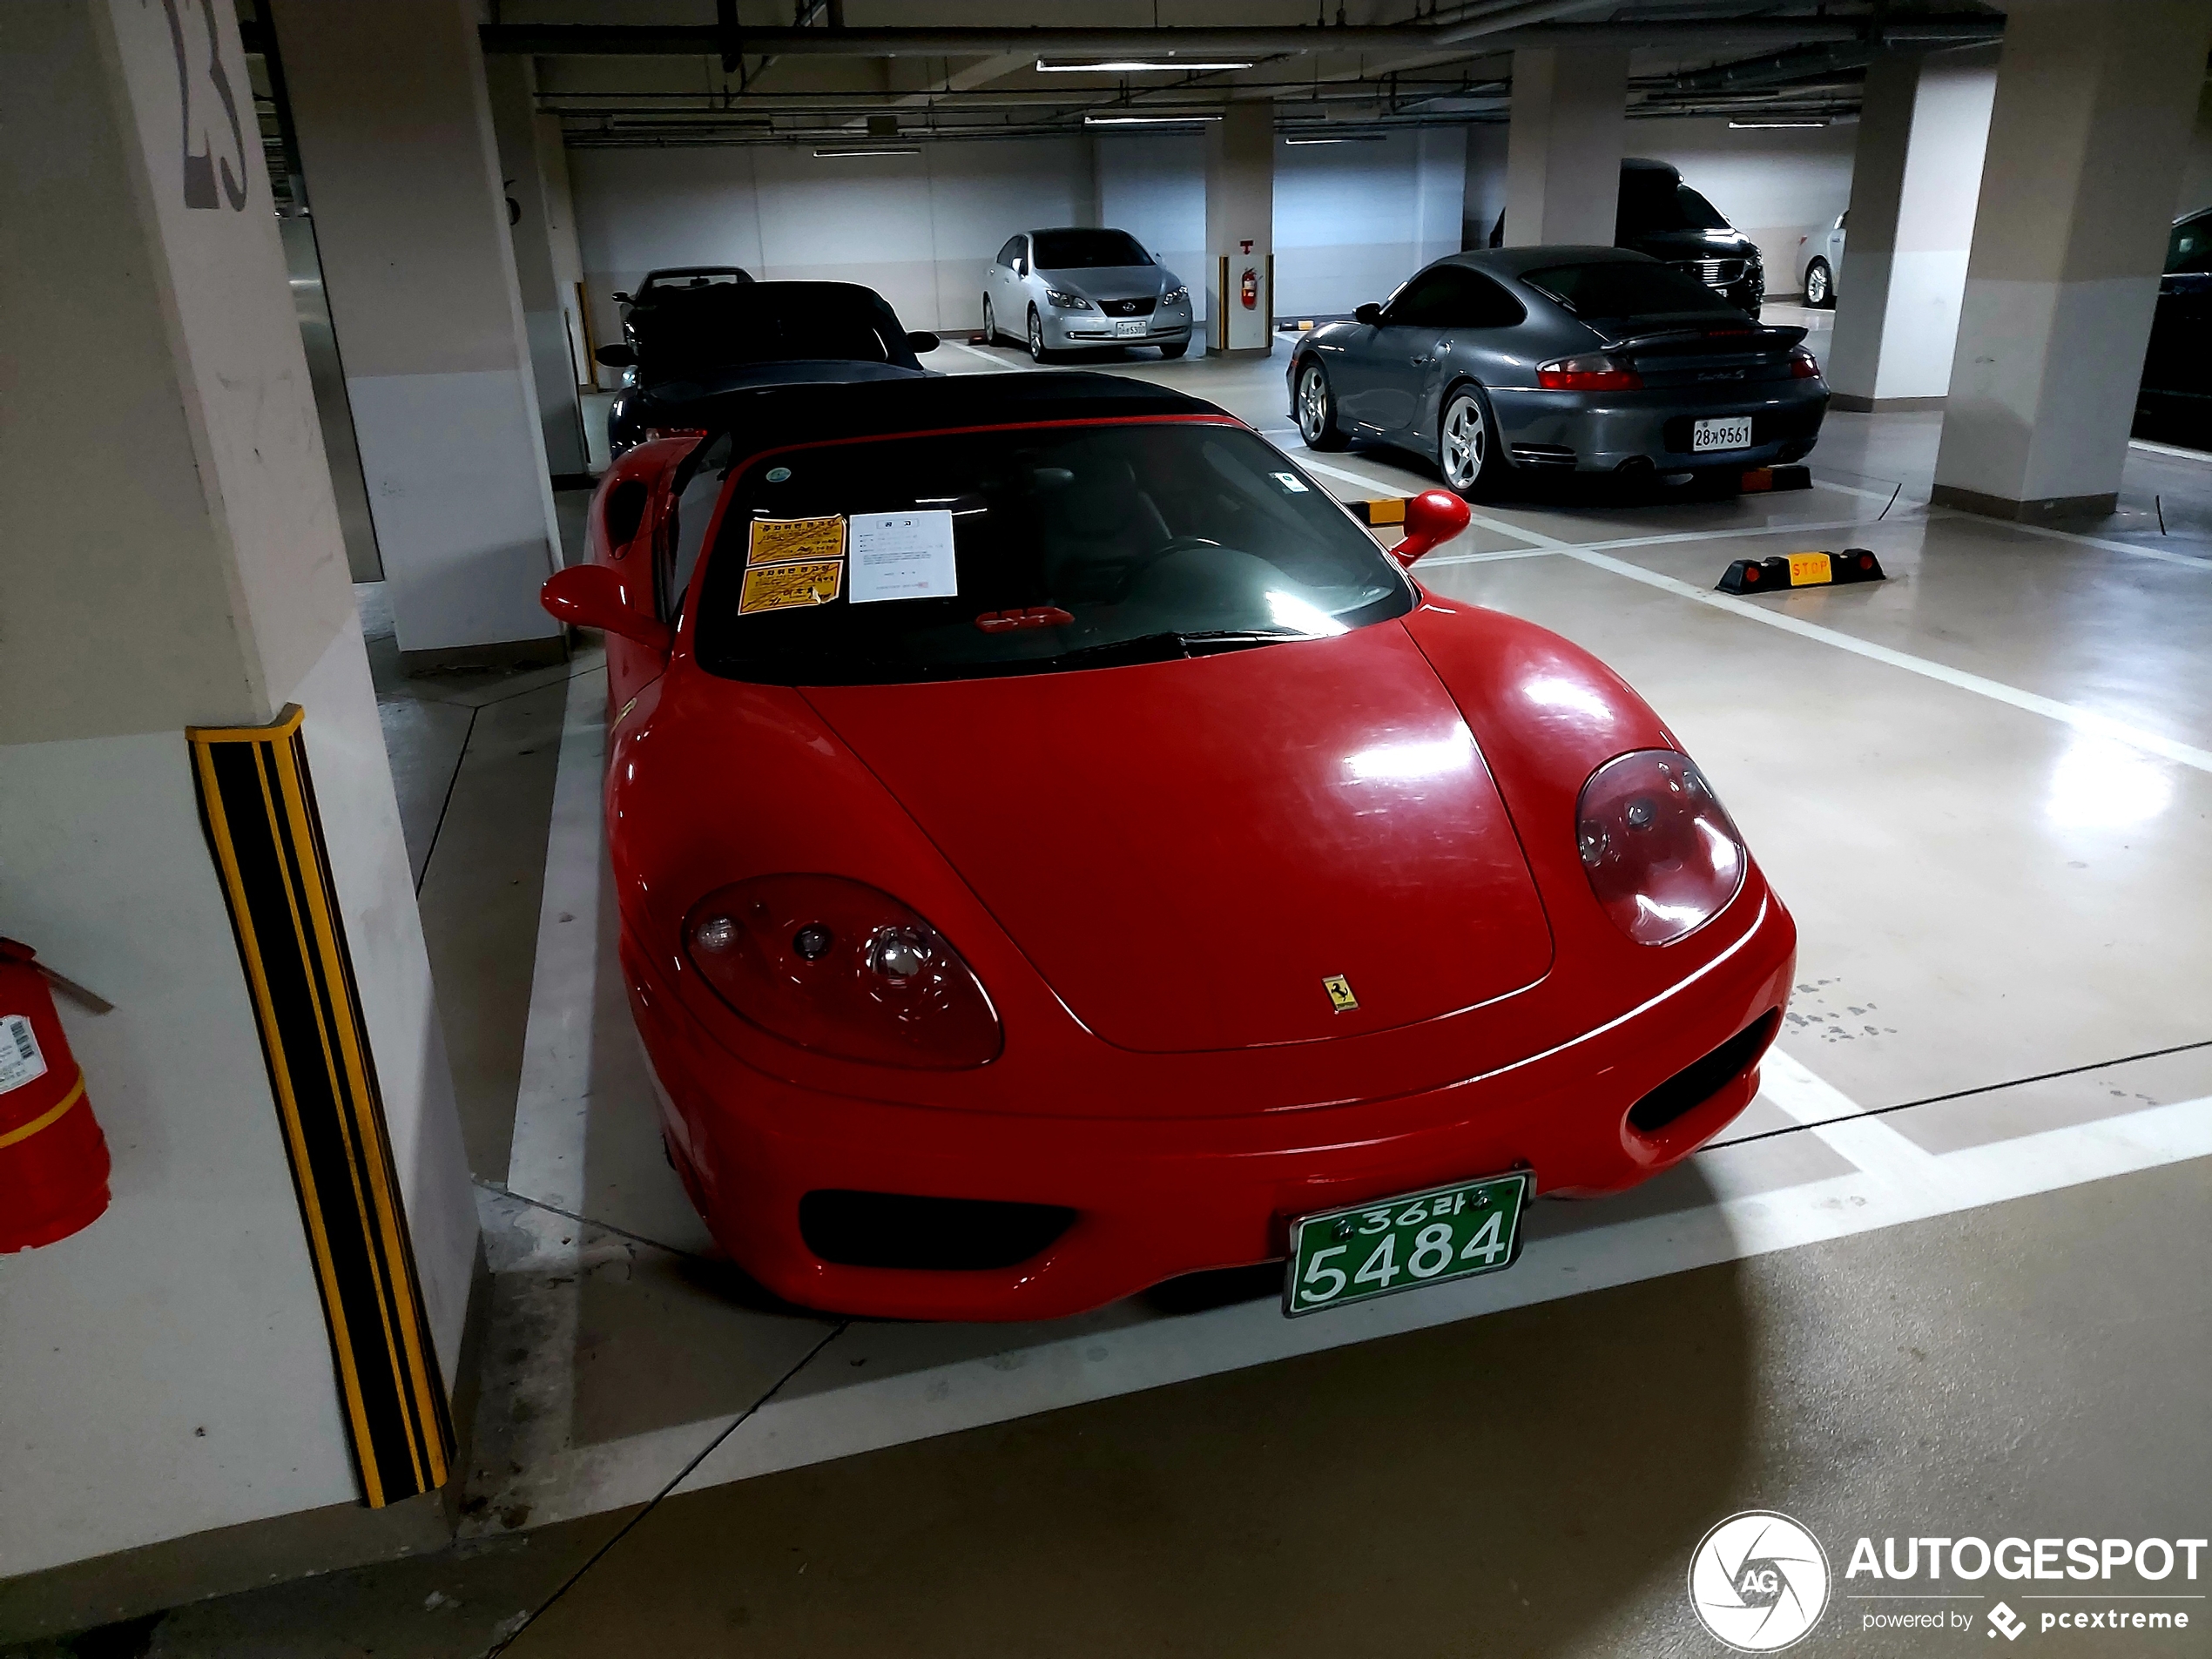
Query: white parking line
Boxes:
[
  {"xmin": 939, "ymin": 338, "xmax": 1034, "ymax": 373},
  {"xmin": 506, "ymin": 659, "xmax": 610, "ymax": 1223},
  {"xmin": 1561, "ymin": 544, "xmax": 2212, "ymax": 774}
]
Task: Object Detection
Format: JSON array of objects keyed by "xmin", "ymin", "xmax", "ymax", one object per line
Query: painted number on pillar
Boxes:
[{"xmin": 149, "ymin": 0, "xmax": 248, "ymax": 211}]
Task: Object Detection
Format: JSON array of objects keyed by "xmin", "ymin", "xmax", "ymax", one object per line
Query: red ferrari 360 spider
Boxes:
[{"xmin": 541, "ymin": 373, "xmax": 1795, "ymax": 1322}]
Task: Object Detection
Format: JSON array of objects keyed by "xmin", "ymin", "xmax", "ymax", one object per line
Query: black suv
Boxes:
[
  {"xmin": 1615, "ymin": 158, "xmax": 1764, "ymax": 315},
  {"xmin": 1489, "ymin": 158, "xmax": 1765, "ymax": 316}
]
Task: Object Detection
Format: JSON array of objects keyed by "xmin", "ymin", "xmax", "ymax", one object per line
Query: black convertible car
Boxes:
[{"xmin": 596, "ymin": 279, "xmax": 939, "ymax": 456}]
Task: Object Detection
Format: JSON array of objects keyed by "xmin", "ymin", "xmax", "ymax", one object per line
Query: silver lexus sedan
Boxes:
[
  {"xmin": 983, "ymin": 226, "xmax": 1195, "ymax": 362},
  {"xmin": 1286, "ymin": 246, "xmax": 1829, "ymax": 498}
]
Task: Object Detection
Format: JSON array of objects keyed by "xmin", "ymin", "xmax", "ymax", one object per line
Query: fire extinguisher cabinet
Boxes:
[{"xmin": 0, "ymin": 939, "xmax": 111, "ymax": 1251}]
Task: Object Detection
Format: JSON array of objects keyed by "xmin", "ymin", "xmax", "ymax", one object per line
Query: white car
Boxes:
[
  {"xmin": 1797, "ymin": 212, "xmax": 1844, "ymax": 307},
  {"xmin": 981, "ymin": 227, "xmax": 1195, "ymax": 362}
]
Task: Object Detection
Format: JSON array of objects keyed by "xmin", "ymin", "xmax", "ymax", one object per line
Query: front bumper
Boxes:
[
  {"xmin": 1487, "ymin": 381, "xmax": 1828, "ymax": 475},
  {"xmin": 623, "ymin": 894, "xmax": 1796, "ymax": 1321},
  {"xmin": 1045, "ymin": 307, "xmax": 1193, "ymax": 347}
]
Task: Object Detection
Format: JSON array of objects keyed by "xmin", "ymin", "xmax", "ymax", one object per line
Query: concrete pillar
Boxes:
[
  {"xmin": 1826, "ymin": 52, "xmax": 1996, "ymax": 411},
  {"xmin": 1205, "ymin": 103, "xmax": 1274, "ymax": 355},
  {"xmin": 1932, "ymin": 0, "xmax": 2212, "ymax": 521},
  {"xmin": 1502, "ymin": 48, "xmax": 1628, "ymax": 246},
  {"xmin": 486, "ymin": 54, "xmax": 588, "ymax": 479},
  {"xmin": 269, "ymin": 0, "xmax": 565, "ymax": 668},
  {"xmin": 0, "ymin": 0, "xmax": 473, "ymax": 1602},
  {"xmin": 533, "ymin": 109, "xmax": 593, "ymax": 396}
]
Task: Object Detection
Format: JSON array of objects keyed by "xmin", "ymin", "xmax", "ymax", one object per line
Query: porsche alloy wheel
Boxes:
[
  {"xmin": 1296, "ymin": 361, "xmax": 1346, "ymax": 450},
  {"xmin": 1805, "ymin": 259, "xmax": 1833, "ymax": 308},
  {"xmin": 1440, "ymin": 389, "xmax": 1493, "ymax": 495}
]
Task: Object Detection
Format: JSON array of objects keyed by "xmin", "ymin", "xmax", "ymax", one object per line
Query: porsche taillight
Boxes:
[
  {"xmin": 685, "ymin": 875, "xmax": 1001, "ymax": 1069},
  {"xmin": 1789, "ymin": 347, "xmax": 1822, "ymax": 380},
  {"xmin": 1536, "ymin": 354, "xmax": 1642, "ymax": 392},
  {"xmin": 1575, "ymin": 751, "xmax": 1746, "ymax": 945}
]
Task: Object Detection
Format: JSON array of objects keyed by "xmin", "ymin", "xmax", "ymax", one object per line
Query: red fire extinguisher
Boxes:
[
  {"xmin": 1240, "ymin": 266, "xmax": 1258, "ymax": 310},
  {"xmin": 0, "ymin": 938, "xmax": 111, "ymax": 1252}
]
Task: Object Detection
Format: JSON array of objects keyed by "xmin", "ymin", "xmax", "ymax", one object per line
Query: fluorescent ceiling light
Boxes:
[
  {"xmin": 1728, "ymin": 118, "xmax": 1827, "ymax": 129},
  {"xmin": 1082, "ymin": 112, "xmax": 1223, "ymax": 125},
  {"xmin": 1285, "ymin": 132, "xmax": 1387, "ymax": 145},
  {"xmin": 1037, "ymin": 57, "xmax": 1255, "ymax": 72},
  {"xmin": 813, "ymin": 145, "xmax": 921, "ymax": 157}
]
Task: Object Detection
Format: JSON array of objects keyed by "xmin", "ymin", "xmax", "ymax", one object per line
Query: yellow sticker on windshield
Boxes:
[
  {"xmin": 749, "ymin": 515, "xmax": 846, "ymax": 566},
  {"xmin": 738, "ymin": 559, "xmax": 844, "ymax": 614}
]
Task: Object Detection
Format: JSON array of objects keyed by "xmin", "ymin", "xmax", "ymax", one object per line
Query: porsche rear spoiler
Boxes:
[{"xmin": 1605, "ymin": 323, "xmax": 1807, "ymax": 354}]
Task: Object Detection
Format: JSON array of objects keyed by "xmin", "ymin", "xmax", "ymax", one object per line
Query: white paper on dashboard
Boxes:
[{"xmin": 847, "ymin": 510, "xmax": 959, "ymax": 604}]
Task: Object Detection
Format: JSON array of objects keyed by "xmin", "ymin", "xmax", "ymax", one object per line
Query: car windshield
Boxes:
[
  {"xmin": 1521, "ymin": 261, "xmax": 1743, "ymax": 325},
  {"xmin": 636, "ymin": 286, "xmax": 900, "ymax": 385},
  {"xmin": 691, "ymin": 421, "xmax": 1411, "ymax": 686},
  {"xmin": 1617, "ymin": 174, "xmax": 1733, "ymax": 235},
  {"xmin": 641, "ymin": 269, "xmax": 751, "ymax": 293},
  {"xmin": 1031, "ymin": 229, "xmax": 1152, "ymax": 269}
]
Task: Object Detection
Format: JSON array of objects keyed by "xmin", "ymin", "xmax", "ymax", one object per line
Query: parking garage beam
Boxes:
[
  {"xmin": 269, "ymin": 0, "xmax": 567, "ymax": 668},
  {"xmin": 1824, "ymin": 50, "xmax": 1995, "ymax": 411},
  {"xmin": 1501, "ymin": 47, "xmax": 1628, "ymax": 246},
  {"xmin": 1930, "ymin": 0, "xmax": 2212, "ymax": 523}
]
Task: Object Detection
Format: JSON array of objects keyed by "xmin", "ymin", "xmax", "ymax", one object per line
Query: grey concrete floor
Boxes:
[{"xmin": 15, "ymin": 344, "xmax": 2209, "ymax": 1659}]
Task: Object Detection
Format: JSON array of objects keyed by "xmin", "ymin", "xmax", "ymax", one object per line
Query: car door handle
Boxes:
[{"xmin": 1411, "ymin": 355, "xmax": 1433, "ymax": 365}]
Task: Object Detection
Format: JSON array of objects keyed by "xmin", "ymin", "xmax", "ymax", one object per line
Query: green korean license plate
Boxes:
[{"xmin": 1283, "ymin": 1171, "xmax": 1531, "ymax": 1317}]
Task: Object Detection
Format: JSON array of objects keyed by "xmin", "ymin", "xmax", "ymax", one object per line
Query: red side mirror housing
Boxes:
[
  {"xmin": 541, "ymin": 564, "xmax": 671, "ymax": 654},
  {"xmin": 1391, "ymin": 489, "xmax": 1471, "ymax": 566}
]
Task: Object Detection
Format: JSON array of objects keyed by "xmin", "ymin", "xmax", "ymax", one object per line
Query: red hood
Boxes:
[{"xmin": 801, "ymin": 621, "xmax": 1553, "ymax": 1054}]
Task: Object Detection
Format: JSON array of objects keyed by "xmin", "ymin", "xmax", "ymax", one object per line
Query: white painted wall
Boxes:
[
  {"xmin": 1627, "ymin": 116, "xmax": 1860, "ymax": 297},
  {"xmin": 1277, "ymin": 127, "xmax": 1467, "ymax": 317},
  {"xmin": 570, "ymin": 129, "xmax": 1474, "ymax": 339},
  {"xmin": 1096, "ymin": 132, "xmax": 1209, "ymax": 325},
  {"xmin": 570, "ymin": 138, "xmax": 1103, "ymax": 349}
]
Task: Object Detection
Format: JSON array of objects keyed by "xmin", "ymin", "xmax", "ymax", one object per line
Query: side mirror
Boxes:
[
  {"xmin": 907, "ymin": 330, "xmax": 941, "ymax": 354},
  {"xmin": 595, "ymin": 342, "xmax": 637, "ymax": 369},
  {"xmin": 540, "ymin": 563, "xmax": 671, "ymax": 653},
  {"xmin": 611, "ymin": 290, "xmax": 633, "ymax": 305},
  {"xmin": 1015, "ymin": 259, "xmax": 1028, "ymax": 277},
  {"xmin": 1391, "ymin": 489, "xmax": 1471, "ymax": 566},
  {"xmin": 1354, "ymin": 302, "xmax": 1385, "ymax": 326}
]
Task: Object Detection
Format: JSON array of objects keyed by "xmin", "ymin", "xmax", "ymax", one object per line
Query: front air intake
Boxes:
[
  {"xmin": 799, "ymin": 1190, "xmax": 1076, "ymax": 1271},
  {"xmin": 1627, "ymin": 1009, "xmax": 1782, "ymax": 1135}
]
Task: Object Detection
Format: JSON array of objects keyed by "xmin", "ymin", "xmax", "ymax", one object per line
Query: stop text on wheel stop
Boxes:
[{"xmin": 1718, "ymin": 547, "xmax": 1886, "ymax": 594}]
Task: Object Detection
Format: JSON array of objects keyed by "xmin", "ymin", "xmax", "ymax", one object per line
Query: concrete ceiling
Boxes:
[{"xmin": 237, "ymin": 1, "xmax": 2007, "ymax": 155}]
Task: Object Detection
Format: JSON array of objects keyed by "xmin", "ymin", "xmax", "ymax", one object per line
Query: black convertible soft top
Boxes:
[{"xmin": 684, "ymin": 371, "xmax": 1226, "ymax": 455}]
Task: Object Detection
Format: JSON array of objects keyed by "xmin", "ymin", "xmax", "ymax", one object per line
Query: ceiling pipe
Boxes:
[{"xmin": 477, "ymin": 16, "xmax": 2002, "ymax": 59}]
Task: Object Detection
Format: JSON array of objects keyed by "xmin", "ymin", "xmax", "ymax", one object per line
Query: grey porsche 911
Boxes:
[{"xmin": 1287, "ymin": 246, "xmax": 1828, "ymax": 498}]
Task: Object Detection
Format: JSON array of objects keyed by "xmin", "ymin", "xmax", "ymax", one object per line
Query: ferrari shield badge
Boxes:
[{"xmin": 1323, "ymin": 974, "xmax": 1359, "ymax": 1013}]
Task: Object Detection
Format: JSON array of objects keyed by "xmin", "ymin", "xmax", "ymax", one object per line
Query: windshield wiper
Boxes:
[{"xmin": 1051, "ymin": 628, "xmax": 1307, "ymax": 668}]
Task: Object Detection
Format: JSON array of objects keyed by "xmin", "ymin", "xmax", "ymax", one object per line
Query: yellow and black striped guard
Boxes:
[{"xmin": 188, "ymin": 705, "xmax": 454, "ymax": 1508}]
